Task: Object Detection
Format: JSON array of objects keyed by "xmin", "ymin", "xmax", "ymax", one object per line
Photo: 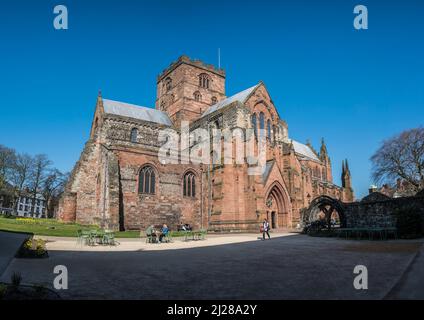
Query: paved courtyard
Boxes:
[
  {"xmin": 1, "ymin": 232, "xmax": 423, "ymax": 299},
  {"xmin": 0, "ymin": 231, "xmax": 29, "ymax": 276}
]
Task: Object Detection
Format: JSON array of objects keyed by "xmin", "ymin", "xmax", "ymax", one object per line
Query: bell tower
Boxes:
[{"xmin": 155, "ymin": 55, "xmax": 226, "ymax": 125}]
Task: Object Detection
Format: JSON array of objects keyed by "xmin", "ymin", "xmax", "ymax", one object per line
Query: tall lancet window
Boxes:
[
  {"xmin": 139, "ymin": 166, "xmax": 156, "ymax": 194},
  {"xmin": 183, "ymin": 172, "xmax": 196, "ymax": 197},
  {"xmin": 267, "ymin": 120, "xmax": 271, "ymax": 140},
  {"xmin": 251, "ymin": 113, "xmax": 257, "ymax": 137},
  {"xmin": 259, "ymin": 112, "xmax": 265, "ymax": 137}
]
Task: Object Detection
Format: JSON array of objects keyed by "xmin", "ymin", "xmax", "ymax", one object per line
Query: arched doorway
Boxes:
[
  {"xmin": 265, "ymin": 182, "xmax": 290, "ymax": 229},
  {"xmin": 303, "ymin": 196, "xmax": 346, "ymax": 229}
]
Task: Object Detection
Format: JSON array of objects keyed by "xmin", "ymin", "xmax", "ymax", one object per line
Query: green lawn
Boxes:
[
  {"xmin": 0, "ymin": 216, "xmax": 142, "ymax": 238},
  {"xmin": 0, "ymin": 216, "xmax": 195, "ymax": 238}
]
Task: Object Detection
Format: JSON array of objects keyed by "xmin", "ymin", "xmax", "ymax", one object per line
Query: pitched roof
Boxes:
[
  {"xmin": 103, "ymin": 99, "xmax": 172, "ymax": 126},
  {"xmin": 291, "ymin": 140, "xmax": 320, "ymax": 162},
  {"xmin": 201, "ymin": 83, "xmax": 259, "ymax": 117}
]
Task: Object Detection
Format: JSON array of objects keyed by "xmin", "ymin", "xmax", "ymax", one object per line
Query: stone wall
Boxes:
[
  {"xmin": 344, "ymin": 194, "xmax": 424, "ymax": 229},
  {"xmin": 303, "ymin": 192, "xmax": 424, "ymax": 233}
]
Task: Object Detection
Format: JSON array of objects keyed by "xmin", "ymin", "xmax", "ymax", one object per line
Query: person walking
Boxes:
[{"xmin": 262, "ymin": 218, "xmax": 271, "ymax": 240}]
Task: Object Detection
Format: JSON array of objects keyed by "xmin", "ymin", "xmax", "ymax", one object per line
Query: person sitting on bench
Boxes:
[
  {"xmin": 146, "ymin": 225, "xmax": 157, "ymax": 243},
  {"xmin": 159, "ymin": 224, "xmax": 169, "ymax": 242}
]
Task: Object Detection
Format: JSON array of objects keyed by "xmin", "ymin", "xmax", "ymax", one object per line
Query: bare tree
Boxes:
[
  {"xmin": 41, "ymin": 169, "xmax": 69, "ymax": 218},
  {"xmin": 0, "ymin": 144, "xmax": 16, "ymax": 190},
  {"xmin": 28, "ymin": 154, "xmax": 51, "ymax": 216},
  {"xmin": 10, "ymin": 153, "xmax": 34, "ymax": 212},
  {"xmin": 371, "ymin": 127, "xmax": 424, "ymax": 192}
]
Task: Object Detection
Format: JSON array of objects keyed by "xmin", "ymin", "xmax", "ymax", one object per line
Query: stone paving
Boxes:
[{"xmin": 1, "ymin": 232, "xmax": 423, "ymax": 299}]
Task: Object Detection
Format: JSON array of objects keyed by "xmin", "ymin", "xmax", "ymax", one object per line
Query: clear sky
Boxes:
[{"xmin": 1, "ymin": 0, "xmax": 423, "ymax": 198}]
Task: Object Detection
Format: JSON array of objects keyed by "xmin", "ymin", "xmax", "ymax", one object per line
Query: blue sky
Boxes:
[{"xmin": 0, "ymin": 0, "xmax": 423, "ymax": 198}]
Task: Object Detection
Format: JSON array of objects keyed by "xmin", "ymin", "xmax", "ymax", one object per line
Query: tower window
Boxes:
[
  {"xmin": 130, "ymin": 128, "xmax": 138, "ymax": 143},
  {"xmin": 183, "ymin": 172, "xmax": 196, "ymax": 197},
  {"xmin": 139, "ymin": 166, "xmax": 156, "ymax": 194},
  {"xmin": 199, "ymin": 73, "xmax": 210, "ymax": 89},
  {"xmin": 193, "ymin": 91, "xmax": 202, "ymax": 102},
  {"xmin": 211, "ymin": 96, "xmax": 217, "ymax": 105},
  {"xmin": 165, "ymin": 77, "xmax": 172, "ymax": 92}
]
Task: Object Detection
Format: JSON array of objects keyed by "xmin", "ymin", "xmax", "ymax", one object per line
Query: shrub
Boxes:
[
  {"xmin": 395, "ymin": 205, "xmax": 423, "ymax": 239},
  {"xmin": 16, "ymin": 238, "xmax": 48, "ymax": 258}
]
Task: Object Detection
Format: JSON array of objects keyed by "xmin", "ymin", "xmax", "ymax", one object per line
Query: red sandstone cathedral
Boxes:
[{"xmin": 58, "ymin": 56, "xmax": 354, "ymax": 232}]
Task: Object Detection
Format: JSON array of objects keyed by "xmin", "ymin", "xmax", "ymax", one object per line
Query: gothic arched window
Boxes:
[
  {"xmin": 130, "ymin": 128, "xmax": 138, "ymax": 143},
  {"xmin": 211, "ymin": 96, "xmax": 217, "ymax": 105},
  {"xmin": 165, "ymin": 77, "xmax": 172, "ymax": 92},
  {"xmin": 183, "ymin": 172, "xmax": 196, "ymax": 197},
  {"xmin": 259, "ymin": 112, "xmax": 265, "ymax": 137},
  {"xmin": 199, "ymin": 73, "xmax": 210, "ymax": 89},
  {"xmin": 194, "ymin": 91, "xmax": 201, "ymax": 102},
  {"xmin": 272, "ymin": 125, "xmax": 276, "ymax": 143},
  {"xmin": 251, "ymin": 113, "xmax": 257, "ymax": 137},
  {"xmin": 139, "ymin": 166, "xmax": 156, "ymax": 194},
  {"xmin": 267, "ymin": 120, "xmax": 271, "ymax": 140}
]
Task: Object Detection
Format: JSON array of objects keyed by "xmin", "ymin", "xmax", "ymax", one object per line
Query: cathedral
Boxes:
[{"xmin": 58, "ymin": 56, "xmax": 354, "ymax": 232}]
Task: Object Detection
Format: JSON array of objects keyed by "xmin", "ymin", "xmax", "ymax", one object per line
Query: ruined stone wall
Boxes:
[
  {"xmin": 344, "ymin": 196, "xmax": 424, "ymax": 229},
  {"xmin": 57, "ymin": 140, "xmax": 102, "ymax": 225}
]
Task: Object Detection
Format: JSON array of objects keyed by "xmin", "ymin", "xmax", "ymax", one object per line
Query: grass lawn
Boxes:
[
  {"xmin": 0, "ymin": 216, "xmax": 142, "ymax": 238},
  {"xmin": 0, "ymin": 216, "xmax": 196, "ymax": 238}
]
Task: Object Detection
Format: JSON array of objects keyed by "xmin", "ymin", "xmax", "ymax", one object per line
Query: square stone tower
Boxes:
[{"xmin": 155, "ymin": 55, "xmax": 226, "ymax": 125}]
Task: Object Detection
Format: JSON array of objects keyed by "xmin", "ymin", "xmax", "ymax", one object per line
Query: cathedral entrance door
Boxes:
[
  {"xmin": 266, "ymin": 182, "xmax": 290, "ymax": 229},
  {"xmin": 271, "ymin": 212, "xmax": 276, "ymax": 229}
]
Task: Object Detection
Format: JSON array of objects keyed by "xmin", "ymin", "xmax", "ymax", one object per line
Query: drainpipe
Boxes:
[{"xmin": 200, "ymin": 165, "xmax": 203, "ymax": 230}]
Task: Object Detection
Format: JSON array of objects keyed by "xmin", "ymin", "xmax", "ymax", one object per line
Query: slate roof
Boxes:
[
  {"xmin": 291, "ymin": 140, "xmax": 320, "ymax": 162},
  {"xmin": 103, "ymin": 99, "xmax": 172, "ymax": 126},
  {"xmin": 201, "ymin": 83, "xmax": 259, "ymax": 117}
]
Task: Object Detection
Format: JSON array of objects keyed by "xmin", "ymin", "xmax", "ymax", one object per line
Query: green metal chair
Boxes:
[
  {"xmin": 89, "ymin": 230, "xmax": 99, "ymax": 245},
  {"xmin": 162, "ymin": 232, "xmax": 172, "ymax": 243},
  {"xmin": 199, "ymin": 229, "xmax": 207, "ymax": 240},
  {"xmin": 76, "ymin": 230, "xmax": 82, "ymax": 245},
  {"xmin": 80, "ymin": 230, "xmax": 92, "ymax": 246},
  {"xmin": 103, "ymin": 231, "xmax": 117, "ymax": 246},
  {"xmin": 184, "ymin": 231, "xmax": 194, "ymax": 241}
]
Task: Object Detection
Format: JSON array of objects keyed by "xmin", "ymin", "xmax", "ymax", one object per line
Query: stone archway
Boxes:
[
  {"xmin": 265, "ymin": 182, "xmax": 290, "ymax": 228},
  {"xmin": 303, "ymin": 195, "xmax": 346, "ymax": 229}
]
